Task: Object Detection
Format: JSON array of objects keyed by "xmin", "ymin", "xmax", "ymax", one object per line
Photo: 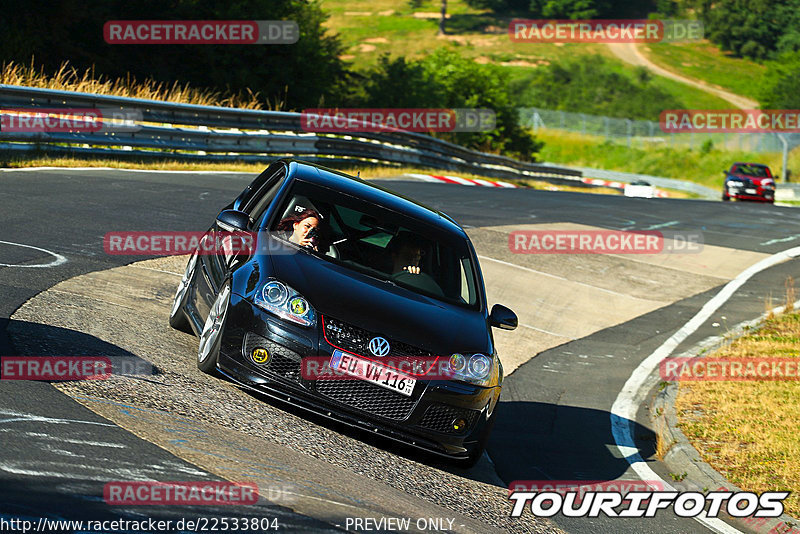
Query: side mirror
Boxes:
[
  {"xmin": 490, "ymin": 304, "xmax": 518, "ymax": 331},
  {"xmin": 216, "ymin": 209, "xmax": 251, "ymax": 231}
]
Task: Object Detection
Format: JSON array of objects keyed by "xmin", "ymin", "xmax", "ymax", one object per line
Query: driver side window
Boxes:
[{"xmin": 248, "ymin": 171, "xmax": 285, "ymax": 226}]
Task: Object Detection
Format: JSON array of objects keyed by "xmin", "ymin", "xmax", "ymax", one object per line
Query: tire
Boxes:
[
  {"xmin": 459, "ymin": 401, "xmax": 498, "ymax": 469},
  {"xmin": 722, "ymin": 193, "xmax": 730, "ymax": 201},
  {"xmin": 197, "ymin": 282, "xmax": 231, "ymax": 375},
  {"xmin": 169, "ymin": 251, "xmax": 198, "ymax": 333}
]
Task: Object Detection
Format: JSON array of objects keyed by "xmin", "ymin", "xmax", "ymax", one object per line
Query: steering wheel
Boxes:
[{"xmin": 391, "ymin": 270, "xmax": 444, "ymax": 297}]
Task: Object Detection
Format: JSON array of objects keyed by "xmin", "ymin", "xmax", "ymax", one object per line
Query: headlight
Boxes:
[
  {"xmin": 448, "ymin": 352, "xmax": 494, "ymax": 385},
  {"xmin": 449, "ymin": 353, "xmax": 467, "ymax": 374},
  {"xmin": 264, "ymin": 281, "xmax": 288, "ymax": 305},
  {"xmin": 468, "ymin": 354, "xmax": 492, "ymax": 378},
  {"xmin": 253, "ymin": 279, "xmax": 315, "ymax": 327}
]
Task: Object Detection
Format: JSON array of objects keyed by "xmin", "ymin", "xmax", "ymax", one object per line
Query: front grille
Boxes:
[
  {"xmin": 243, "ymin": 333, "xmax": 301, "ymax": 382},
  {"xmin": 315, "ymin": 378, "xmax": 419, "ymax": 420},
  {"xmin": 323, "ymin": 316, "xmax": 437, "ymax": 374},
  {"xmin": 418, "ymin": 403, "xmax": 480, "ymax": 434}
]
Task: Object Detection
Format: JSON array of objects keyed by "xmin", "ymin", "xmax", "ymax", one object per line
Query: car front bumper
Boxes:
[
  {"xmin": 726, "ymin": 186, "xmax": 775, "ymax": 202},
  {"xmin": 215, "ymin": 294, "xmax": 501, "ymax": 459}
]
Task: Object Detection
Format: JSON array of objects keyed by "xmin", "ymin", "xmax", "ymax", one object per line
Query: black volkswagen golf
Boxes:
[{"xmin": 170, "ymin": 159, "xmax": 517, "ymax": 465}]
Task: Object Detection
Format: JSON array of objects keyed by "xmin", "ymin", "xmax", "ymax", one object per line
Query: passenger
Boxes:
[
  {"xmin": 388, "ymin": 233, "xmax": 425, "ymax": 275},
  {"xmin": 276, "ymin": 208, "xmax": 322, "ymax": 251}
]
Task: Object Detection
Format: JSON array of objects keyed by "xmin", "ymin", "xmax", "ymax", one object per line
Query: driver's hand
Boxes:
[
  {"xmin": 403, "ymin": 265, "xmax": 420, "ymax": 275},
  {"xmin": 299, "ymin": 237, "xmax": 318, "ymax": 251}
]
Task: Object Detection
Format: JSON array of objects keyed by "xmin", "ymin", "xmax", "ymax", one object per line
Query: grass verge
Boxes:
[
  {"xmin": 0, "ymin": 60, "xmax": 265, "ymax": 109},
  {"xmin": 641, "ymin": 42, "xmax": 765, "ymax": 103},
  {"xmin": 536, "ymin": 129, "xmax": 799, "ymax": 190},
  {"xmin": 675, "ymin": 280, "xmax": 800, "ymax": 516}
]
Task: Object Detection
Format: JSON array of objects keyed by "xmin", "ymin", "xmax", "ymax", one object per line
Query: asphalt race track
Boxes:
[{"xmin": 2, "ymin": 168, "xmax": 800, "ymax": 533}]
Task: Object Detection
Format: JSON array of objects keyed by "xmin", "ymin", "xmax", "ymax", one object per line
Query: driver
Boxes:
[
  {"xmin": 388, "ymin": 233, "xmax": 424, "ymax": 275},
  {"xmin": 276, "ymin": 208, "xmax": 322, "ymax": 251}
]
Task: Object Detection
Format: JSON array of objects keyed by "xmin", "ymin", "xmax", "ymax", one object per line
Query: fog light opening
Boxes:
[
  {"xmin": 452, "ymin": 418, "xmax": 467, "ymax": 432},
  {"xmin": 251, "ymin": 347, "xmax": 271, "ymax": 365}
]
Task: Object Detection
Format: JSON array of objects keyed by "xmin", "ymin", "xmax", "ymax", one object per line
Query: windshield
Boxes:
[
  {"xmin": 269, "ymin": 180, "xmax": 479, "ymax": 308},
  {"xmin": 734, "ymin": 164, "xmax": 771, "ymax": 178}
]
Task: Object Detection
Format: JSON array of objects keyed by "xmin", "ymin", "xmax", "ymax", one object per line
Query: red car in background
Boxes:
[{"xmin": 722, "ymin": 163, "xmax": 776, "ymax": 203}]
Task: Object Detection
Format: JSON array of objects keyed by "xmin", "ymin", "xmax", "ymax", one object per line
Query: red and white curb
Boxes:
[
  {"xmin": 405, "ymin": 173, "xmax": 519, "ymax": 188},
  {"xmin": 582, "ymin": 177, "xmax": 625, "ymax": 189},
  {"xmin": 582, "ymin": 177, "xmax": 668, "ymax": 198}
]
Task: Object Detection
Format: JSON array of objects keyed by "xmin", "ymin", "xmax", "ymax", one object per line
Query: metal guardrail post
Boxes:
[{"xmin": 778, "ymin": 134, "xmax": 789, "ymax": 182}]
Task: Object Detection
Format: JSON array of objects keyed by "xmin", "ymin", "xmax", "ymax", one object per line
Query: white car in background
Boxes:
[{"xmin": 624, "ymin": 180, "xmax": 655, "ymax": 199}]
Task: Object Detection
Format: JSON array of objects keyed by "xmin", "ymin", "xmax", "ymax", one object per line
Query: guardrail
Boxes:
[
  {"xmin": 776, "ymin": 183, "xmax": 800, "ymax": 201},
  {"xmin": 568, "ymin": 165, "xmax": 719, "ymax": 199},
  {"xmin": 0, "ymin": 85, "xmax": 582, "ymax": 184}
]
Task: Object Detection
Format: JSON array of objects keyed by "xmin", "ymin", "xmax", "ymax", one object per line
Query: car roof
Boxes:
[
  {"xmin": 283, "ymin": 159, "xmax": 466, "ymax": 236},
  {"xmin": 733, "ymin": 162, "xmax": 769, "ymax": 167}
]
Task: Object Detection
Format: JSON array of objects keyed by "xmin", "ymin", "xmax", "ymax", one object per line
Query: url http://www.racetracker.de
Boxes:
[{"xmin": 0, "ymin": 516, "xmax": 281, "ymax": 533}]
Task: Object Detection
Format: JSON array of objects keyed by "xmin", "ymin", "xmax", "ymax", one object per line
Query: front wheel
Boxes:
[
  {"xmin": 169, "ymin": 251, "xmax": 198, "ymax": 333},
  {"xmin": 197, "ymin": 282, "xmax": 231, "ymax": 375}
]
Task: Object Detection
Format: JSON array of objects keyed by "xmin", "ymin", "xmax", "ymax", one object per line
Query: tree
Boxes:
[
  {"xmin": 0, "ymin": 0, "xmax": 347, "ymax": 109},
  {"xmin": 509, "ymin": 56, "xmax": 683, "ymax": 120},
  {"xmin": 440, "ymin": 0, "xmax": 447, "ymax": 35},
  {"xmin": 699, "ymin": 0, "xmax": 800, "ymax": 60},
  {"xmin": 759, "ymin": 51, "xmax": 800, "ymax": 108},
  {"xmin": 344, "ymin": 50, "xmax": 543, "ymax": 159},
  {"xmin": 528, "ymin": 0, "xmax": 610, "ymax": 18}
]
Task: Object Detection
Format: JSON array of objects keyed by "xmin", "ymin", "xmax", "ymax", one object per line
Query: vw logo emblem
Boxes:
[{"xmin": 368, "ymin": 336, "xmax": 390, "ymax": 357}]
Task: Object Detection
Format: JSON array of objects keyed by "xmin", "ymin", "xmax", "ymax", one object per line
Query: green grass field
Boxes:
[
  {"xmin": 322, "ymin": 0, "xmax": 734, "ymax": 111},
  {"xmin": 323, "ymin": 0, "xmax": 609, "ymax": 66},
  {"xmin": 640, "ymin": 41, "xmax": 766, "ymax": 102},
  {"xmin": 536, "ymin": 130, "xmax": 798, "ymax": 189}
]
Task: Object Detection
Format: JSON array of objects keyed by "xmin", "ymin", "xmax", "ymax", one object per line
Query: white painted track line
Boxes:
[
  {"xmin": 611, "ymin": 245, "xmax": 800, "ymax": 534},
  {"xmin": 0, "ymin": 240, "xmax": 67, "ymax": 268}
]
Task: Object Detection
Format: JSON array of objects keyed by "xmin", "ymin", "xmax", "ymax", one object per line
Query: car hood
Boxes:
[{"xmin": 262, "ymin": 248, "xmax": 491, "ymax": 355}]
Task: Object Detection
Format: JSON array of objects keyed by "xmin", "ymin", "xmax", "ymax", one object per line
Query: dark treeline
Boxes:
[
  {"xmin": 509, "ymin": 58, "xmax": 682, "ymax": 120},
  {"xmin": 0, "ymin": 0, "xmax": 541, "ymax": 158},
  {"xmin": 0, "ymin": 0, "xmax": 347, "ymax": 110},
  {"xmin": 698, "ymin": 0, "xmax": 800, "ymax": 60}
]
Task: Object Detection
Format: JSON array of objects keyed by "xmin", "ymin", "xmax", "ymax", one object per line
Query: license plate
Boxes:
[
  {"xmin": 329, "ymin": 350, "xmax": 416, "ymax": 397},
  {"xmin": 745, "ymin": 188, "xmax": 757, "ymax": 194}
]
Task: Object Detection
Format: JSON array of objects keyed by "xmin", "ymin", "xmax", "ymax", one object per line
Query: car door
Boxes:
[{"xmin": 193, "ymin": 164, "xmax": 287, "ymax": 322}]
